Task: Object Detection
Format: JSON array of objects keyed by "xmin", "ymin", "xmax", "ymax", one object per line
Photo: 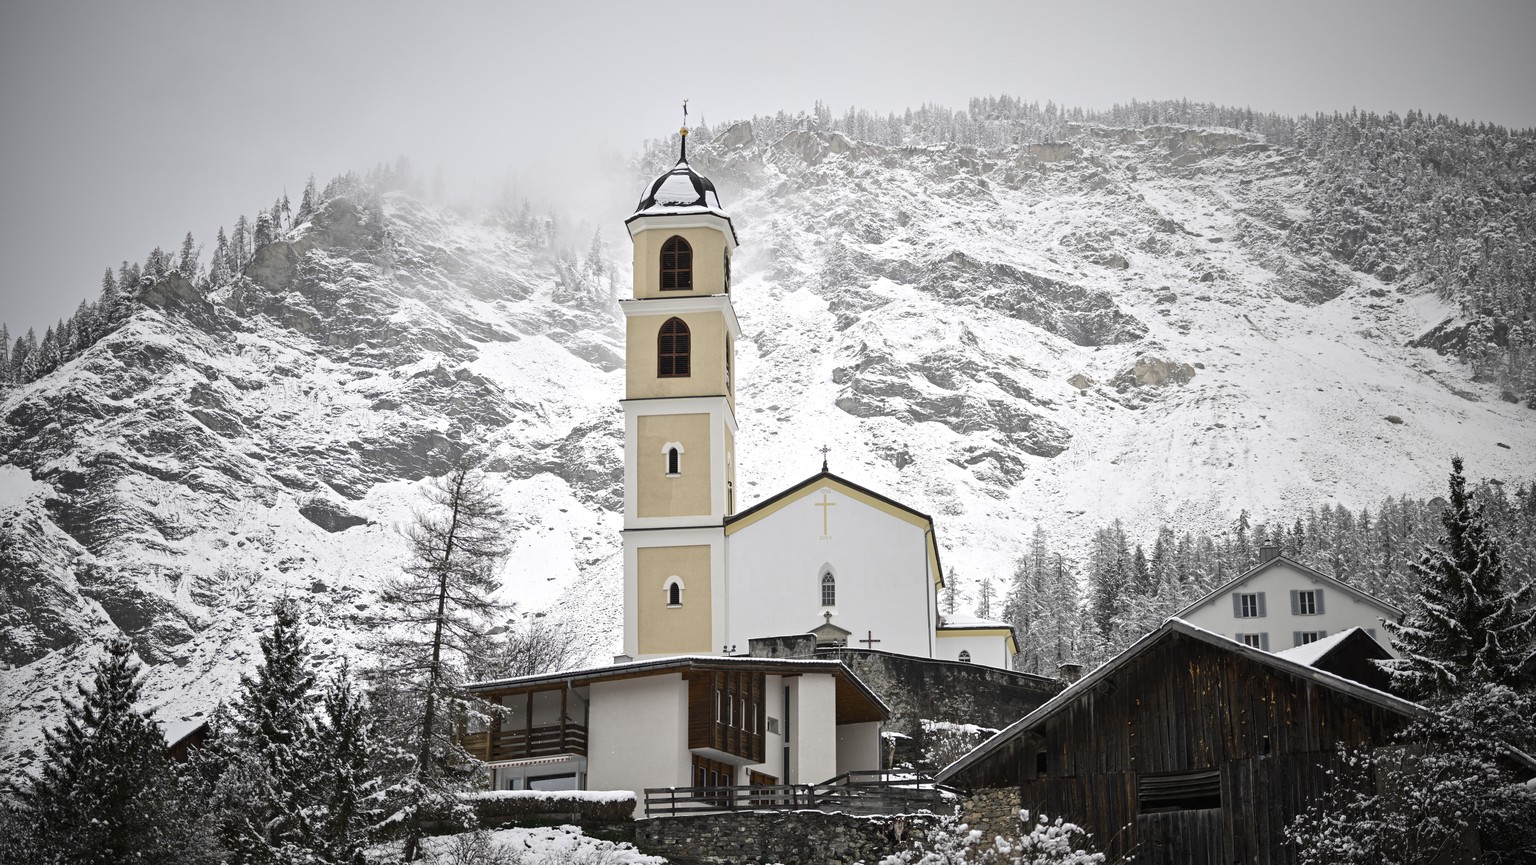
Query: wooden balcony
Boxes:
[{"xmin": 462, "ymin": 723, "xmax": 588, "ymax": 763}]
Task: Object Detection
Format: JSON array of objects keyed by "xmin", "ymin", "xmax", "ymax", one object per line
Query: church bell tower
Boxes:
[{"xmin": 621, "ymin": 120, "xmax": 740, "ymax": 658}]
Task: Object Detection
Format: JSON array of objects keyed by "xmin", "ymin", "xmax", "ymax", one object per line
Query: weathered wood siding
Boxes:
[{"xmin": 1012, "ymin": 633, "xmax": 1409, "ymax": 864}]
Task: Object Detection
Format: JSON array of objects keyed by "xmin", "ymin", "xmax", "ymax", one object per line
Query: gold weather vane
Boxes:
[{"xmin": 679, "ymin": 98, "xmax": 690, "ymax": 160}]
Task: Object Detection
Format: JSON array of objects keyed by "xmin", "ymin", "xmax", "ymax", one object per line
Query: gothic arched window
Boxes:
[
  {"xmin": 820, "ymin": 572, "xmax": 836, "ymax": 607},
  {"xmin": 660, "ymin": 236, "xmax": 692, "ymax": 290},
  {"xmin": 958, "ymin": 651, "xmax": 972, "ymax": 664},
  {"xmin": 658, "ymin": 317, "xmax": 690, "ymax": 377}
]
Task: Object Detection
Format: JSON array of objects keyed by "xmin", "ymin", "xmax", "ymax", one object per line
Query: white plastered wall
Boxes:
[
  {"xmin": 586, "ymin": 674, "xmax": 690, "ymax": 817},
  {"xmin": 725, "ymin": 488, "xmax": 936, "ymax": 659},
  {"xmin": 1180, "ymin": 560, "xmax": 1401, "ymax": 656},
  {"xmin": 789, "ymin": 674, "xmax": 838, "ymax": 785},
  {"xmin": 835, "ymin": 721, "xmax": 883, "ymax": 776},
  {"xmin": 935, "ymin": 632, "xmax": 1012, "ymax": 669}
]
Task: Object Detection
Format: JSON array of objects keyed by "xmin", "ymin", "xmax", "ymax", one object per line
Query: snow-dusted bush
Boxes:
[
  {"xmin": 879, "ymin": 808, "xmax": 1105, "ymax": 864},
  {"xmin": 464, "ymin": 790, "xmax": 636, "ymax": 825}
]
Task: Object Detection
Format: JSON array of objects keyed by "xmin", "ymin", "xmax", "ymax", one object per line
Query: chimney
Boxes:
[
  {"xmin": 1057, "ymin": 662, "xmax": 1084, "ymax": 685},
  {"xmin": 1259, "ymin": 544, "xmax": 1281, "ymax": 563}
]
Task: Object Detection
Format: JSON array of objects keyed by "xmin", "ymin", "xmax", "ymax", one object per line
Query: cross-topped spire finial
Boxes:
[
  {"xmin": 819, "ymin": 443, "xmax": 831, "ymax": 473},
  {"xmin": 678, "ymin": 99, "xmax": 690, "ymax": 162}
]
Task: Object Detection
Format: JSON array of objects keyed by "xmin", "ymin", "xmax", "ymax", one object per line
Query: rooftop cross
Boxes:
[
  {"xmin": 859, "ymin": 631, "xmax": 882, "ymax": 649},
  {"xmin": 679, "ymin": 99, "xmax": 690, "ymax": 161},
  {"xmin": 819, "ymin": 443, "xmax": 831, "ymax": 473}
]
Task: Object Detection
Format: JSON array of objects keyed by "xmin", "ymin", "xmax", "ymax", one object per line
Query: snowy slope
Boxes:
[{"xmin": 2, "ymin": 120, "xmax": 1532, "ymax": 774}]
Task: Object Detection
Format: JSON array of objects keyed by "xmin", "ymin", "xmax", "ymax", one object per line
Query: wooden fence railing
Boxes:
[
  {"xmin": 643, "ymin": 771, "xmax": 961, "ymax": 817},
  {"xmin": 461, "ymin": 723, "xmax": 588, "ymax": 762}
]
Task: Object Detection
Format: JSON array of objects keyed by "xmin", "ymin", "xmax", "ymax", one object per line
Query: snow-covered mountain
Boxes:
[{"xmin": 2, "ymin": 116, "xmax": 1531, "ymax": 772}]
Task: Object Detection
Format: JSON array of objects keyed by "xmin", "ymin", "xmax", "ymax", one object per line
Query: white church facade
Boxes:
[{"xmin": 618, "ymin": 129, "xmax": 1015, "ymax": 670}]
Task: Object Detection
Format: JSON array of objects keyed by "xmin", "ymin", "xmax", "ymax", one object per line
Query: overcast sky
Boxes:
[{"xmin": 2, "ymin": 0, "xmax": 1533, "ymax": 338}]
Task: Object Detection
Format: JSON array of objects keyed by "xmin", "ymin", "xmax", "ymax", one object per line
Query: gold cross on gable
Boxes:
[{"xmin": 814, "ymin": 489, "xmax": 835, "ymax": 537}]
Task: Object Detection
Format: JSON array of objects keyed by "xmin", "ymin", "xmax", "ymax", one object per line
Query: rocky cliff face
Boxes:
[{"xmin": 2, "ymin": 120, "xmax": 1532, "ymax": 771}]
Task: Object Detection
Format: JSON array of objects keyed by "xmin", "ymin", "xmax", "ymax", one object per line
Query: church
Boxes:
[
  {"xmin": 618, "ymin": 127, "xmax": 1016, "ymax": 670},
  {"xmin": 463, "ymin": 124, "xmax": 1023, "ymax": 805}
]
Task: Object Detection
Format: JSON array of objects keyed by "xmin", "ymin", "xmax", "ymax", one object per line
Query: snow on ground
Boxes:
[{"xmin": 415, "ymin": 825, "xmax": 666, "ymax": 864}]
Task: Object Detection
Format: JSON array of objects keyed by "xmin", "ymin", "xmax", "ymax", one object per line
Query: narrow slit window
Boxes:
[
  {"xmin": 660, "ymin": 236, "xmax": 692, "ymax": 290},
  {"xmin": 658, "ymin": 318, "xmax": 691, "ymax": 377}
]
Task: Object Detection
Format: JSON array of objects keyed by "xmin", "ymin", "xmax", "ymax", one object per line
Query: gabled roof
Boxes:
[
  {"xmin": 1274, "ymin": 626, "xmax": 1373, "ymax": 666},
  {"xmin": 936, "ymin": 618, "xmax": 1437, "ymax": 785},
  {"xmin": 1172, "ymin": 554, "xmax": 1405, "ymax": 621},
  {"xmin": 724, "ymin": 470, "xmax": 946, "ymax": 588},
  {"xmin": 464, "ymin": 653, "xmax": 890, "ymax": 724}
]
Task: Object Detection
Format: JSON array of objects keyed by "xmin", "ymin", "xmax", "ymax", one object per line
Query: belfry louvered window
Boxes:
[
  {"xmin": 660, "ymin": 236, "xmax": 692, "ymax": 290},
  {"xmin": 658, "ymin": 318, "xmax": 690, "ymax": 377}
]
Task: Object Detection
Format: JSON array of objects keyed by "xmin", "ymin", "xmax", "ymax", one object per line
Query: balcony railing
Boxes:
[
  {"xmin": 462, "ymin": 723, "xmax": 587, "ymax": 763},
  {"xmin": 643, "ymin": 771, "xmax": 961, "ymax": 817}
]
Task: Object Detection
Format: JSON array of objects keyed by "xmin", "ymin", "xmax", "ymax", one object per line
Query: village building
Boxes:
[
  {"xmin": 1173, "ymin": 545, "xmax": 1404, "ymax": 655},
  {"xmin": 937, "ymin": 618, "xmax": 1450, "ymax": 864},
  {"xmin": 462, "ymin": 655, "xmax": 886, "ymax": 800}
]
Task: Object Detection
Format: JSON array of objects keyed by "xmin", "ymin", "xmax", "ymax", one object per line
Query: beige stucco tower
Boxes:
[{"xmin": 621, "ymin": 127, "xmax": 740, "ymax": 658}]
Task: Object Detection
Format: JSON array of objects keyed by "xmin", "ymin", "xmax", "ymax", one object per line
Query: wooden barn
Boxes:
[{"xmin": 937, "ymin": 619, "xmax": 1430, "ymax": 864}]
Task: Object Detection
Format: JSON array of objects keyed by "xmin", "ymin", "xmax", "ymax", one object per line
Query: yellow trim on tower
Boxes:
[{"xmin": 937, "ymin": 628, "xmax": 1013, "ymax": 638}]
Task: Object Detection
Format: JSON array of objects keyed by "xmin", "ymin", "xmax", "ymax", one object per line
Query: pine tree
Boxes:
[
  {"xmin": 373, "ymin": 456, "xmax": 510, "ymax": 862},
  {"xmin": 178, "ymin": 232, "xmax": 198, "ymax": 279},
  {"xmin": 209, "ymin": 228, "xmax": 231, "ymax": 286},
  {"xmin": 0, "ymin": 322, "xmax": 9, "ymax": 384},
  {"xmin": 296, "ymin": 175, "xmax": 318, "ymax": 226},
  {"xmin": 3, "ymin": 639, "xmax": 206, "ymax": 865},
  {"xmin": 1382, "ymin": 457, "xmax": 1536, "ymax": 701},
  {"xmin": 217, "ymin": 598, "xmax": 319, "ymax": 865},
  {"xmin": 253, "ymin": 212, "xmax": 274, "ymax": 251},
  {"xmin": 301, "ymin": 663, "xmax": 389, "ymax": 865}
]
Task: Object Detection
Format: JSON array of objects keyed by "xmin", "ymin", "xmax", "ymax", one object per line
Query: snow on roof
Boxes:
[
  {"xmin": 937, "ymin": 617, "xmax": 1439, "ymax": 784},
  {"xmin": 1273, "ymin": 627, "xmax": 1363, "ymax": 666},
  {"xmin": 162, "ymin": 718, "xmax": 207, "ymax": 747},
  {"xmin": 939, "ymin": 613, "xmax": 1012, "ymax": 630}
]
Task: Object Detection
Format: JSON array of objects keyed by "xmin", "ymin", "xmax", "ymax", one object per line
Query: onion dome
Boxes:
[{"xmin": 634, "ymin": 128, "xmax": 725, "ymax": 215}]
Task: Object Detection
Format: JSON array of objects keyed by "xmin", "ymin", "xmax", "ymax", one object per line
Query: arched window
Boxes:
[
  {"xmin": 664, "ymin": 576, "xmax": 685, "ymax": 607},
  {"xmin": 660, "ymin": 236, "xmax": 692, "ymax": 290},
  {"xmin": 658, "ymin": 318, "xmax": 690, "ymax": 377},
  {"xmin": 661, "ymin": 442, "xmax": 685, "ymax": 476},
  {"xmin": 958, "ymin": 651, "xmax": 972, "ymax": 664},
  {"xmin": 667, "ymin": 447, "xmax": 680, "ymax": 475},
  {"xmin": 820, "ymin": 572, "xmax": 836, "ymax": 607}
]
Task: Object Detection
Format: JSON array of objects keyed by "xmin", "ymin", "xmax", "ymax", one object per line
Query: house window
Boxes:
[
  {"xmin": 1234, "ymin": 592, "xmax": 1265, "ymax": 618},
  {"xmin": 1293, "ymin": 589, "xmax": 1322, "ymax": 615},
  {"xmin": 820, "ymin": 572, "xmax": 836, "ymax": 607},
  {"xmin": 658, "ymin": 318, "xmax": 691, "ymax": 377},
  {"xmin": 1238, "ymin": 633, "xmax": 1269, "ymax": 650},
  {"xmin": 664, "ymin": 577, "xmax": 684, "ymax": 608},
  {"xmin": 1138, "ymin": 769, "xmax": 1221, "ymax": 813},
  {"xmin": 661, "ymin": 236, "xmax": 692, "ymax": 290},
  {"xmin": 958, "ymin": 651, "xmax": 972, "ymax": 663},
  {"xmin": 1295, "ymin": 631, "xmax": 1326, "ymax": 646}
]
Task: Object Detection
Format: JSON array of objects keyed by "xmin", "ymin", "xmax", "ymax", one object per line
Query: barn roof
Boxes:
[{"xmin": 936, "ymin": 618, "xmax": 1444, "ymax": 786}]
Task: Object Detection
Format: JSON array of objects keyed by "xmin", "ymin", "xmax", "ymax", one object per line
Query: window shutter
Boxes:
[
  {"xmin": 1257, "ymin": 592, "xmax": 1267, "ymax": 617},
  {"xmin": 1314, "ymin": 590, "xmax": 1325, "ymax": 614},
  {"xmin": 1232, "ymin": 594, "xmax": 1242, "ymax": 617},
  {"xmin": 1289, "ymin": 590, "xmax": 1300, "ymax": 615},
  {"xmin": 1293, "ymin": 631, "xmax": 1303, "ymax": 647},
  {"xmin": 1260, "ymin": 633, "xmax": 1269, "ymax": 651}
]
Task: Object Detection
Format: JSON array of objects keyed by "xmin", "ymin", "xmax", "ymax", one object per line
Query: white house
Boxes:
[
  {"xmin": 934, "ymin": 612, "xmax": 1019, "ymax": 669},
  {"xmin": 462, "ymin": 655, "xmax": 888, "ymax": 817},
  {"xmin": 1173, "ymin": 546, "xmax": 1405, "ymax": 656}
]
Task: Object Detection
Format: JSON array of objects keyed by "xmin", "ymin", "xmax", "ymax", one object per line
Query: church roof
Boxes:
[{"xmin": 724, "ymin": 470, "xmax": 947, "ymax": 588}]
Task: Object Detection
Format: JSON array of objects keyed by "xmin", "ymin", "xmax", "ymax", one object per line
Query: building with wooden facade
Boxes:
[
  {"xmin": 463, "ymin": 654, "xmax": 887, "ymax": 817},
  {"xmin": 937, "ymin": 618, "xmax": 1432, "ymax": 864}
]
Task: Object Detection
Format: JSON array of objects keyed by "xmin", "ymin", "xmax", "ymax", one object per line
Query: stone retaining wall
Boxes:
[
  {"xmin": 958, "ymin": 787, "xmax": 1022, "ymax": 849},
  {"xmin": 635, "ymin": 811, "xmax": 944, "ymax": 865}
]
